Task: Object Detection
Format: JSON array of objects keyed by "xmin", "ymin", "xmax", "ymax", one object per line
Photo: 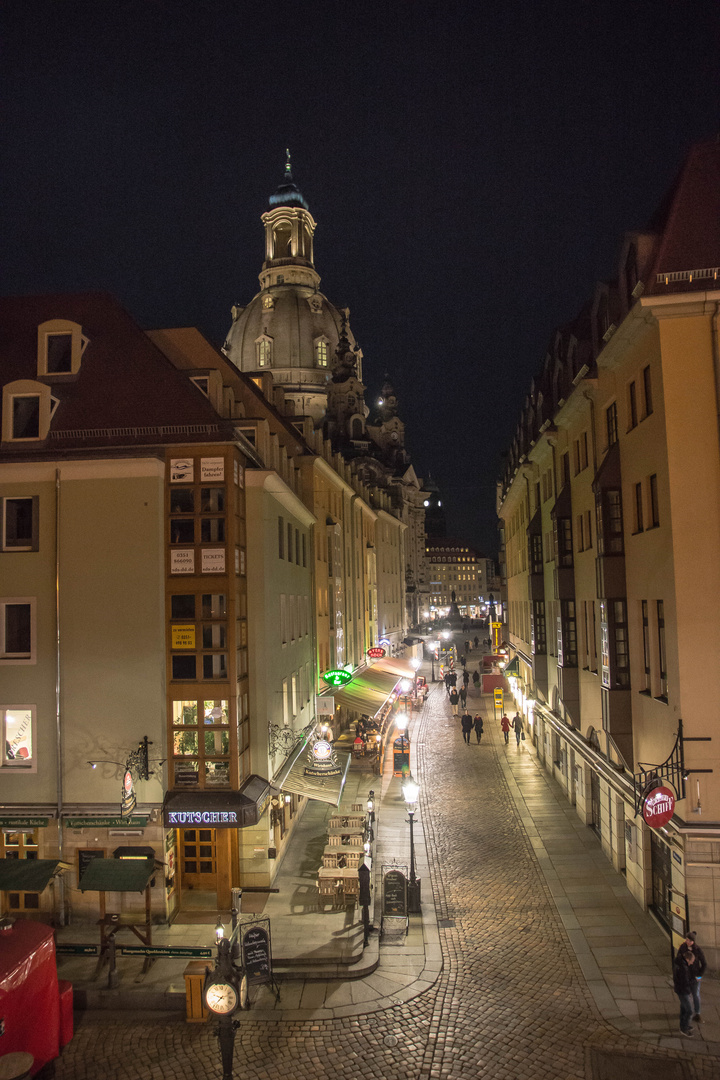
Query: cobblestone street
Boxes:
[{"xmin": 54, "ymin": 680, "xmax": 720, "ymax": 1079}]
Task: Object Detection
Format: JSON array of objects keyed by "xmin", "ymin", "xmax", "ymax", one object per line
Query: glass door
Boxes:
[{"xmin": 1, "ymin": 828, "xmax": 40, "ymax": 911}]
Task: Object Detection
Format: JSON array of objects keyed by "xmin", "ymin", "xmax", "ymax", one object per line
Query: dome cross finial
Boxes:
[{"xmin": 285, "ymin": 149, "xmax": 293, "ymax": 180}]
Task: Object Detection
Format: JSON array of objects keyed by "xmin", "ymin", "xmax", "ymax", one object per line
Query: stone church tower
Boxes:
[{"xmin": 223, "ymin": 154, "xmax": 361, "ymax": 426}]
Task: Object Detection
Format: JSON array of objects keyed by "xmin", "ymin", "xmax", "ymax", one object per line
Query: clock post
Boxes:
[{"xmin": 204, "ymin": 921, "xmax": 248, "ymax": 1080}]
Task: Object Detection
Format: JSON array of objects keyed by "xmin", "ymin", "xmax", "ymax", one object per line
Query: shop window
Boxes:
[
  {"xmin": 1, "ymin": 599, "xmax": 35, "ymax": 662},
  {"xmin": 1, "ymin": 497, "xmax": 39, "ymax": 551},
  {"xmin": 171, "ymin": 595, "xmax": 195, "ymax": 619},
  {"xmin": 1, "ymin": 706, "xmax": 35, "ymax": 769}
]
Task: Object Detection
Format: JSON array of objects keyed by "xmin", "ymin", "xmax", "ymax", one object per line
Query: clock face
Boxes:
[{"xmin": 205, "ymin": 980, "xmax": 239, "ymax": 1015}]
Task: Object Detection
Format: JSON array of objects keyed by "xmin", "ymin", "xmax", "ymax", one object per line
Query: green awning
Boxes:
[
  {"xmin": 505, "ymin": 657, "xmax": 521, "ymax": 676},
  {"xmin": 78, "ymin": 858, "xmax": 157, "ymax": 893},
  {"xmin": 0, "ymin": 858, "xmax": 64, "ymax": 893},
  {"xmin": 319, "ymin": 665, "xmax": 400, "ymax": 717}
]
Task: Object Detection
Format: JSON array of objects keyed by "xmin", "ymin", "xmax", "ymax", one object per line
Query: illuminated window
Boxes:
[
  {"xmin": 315, "ymin": 339, "xmax": 329, "ymax": 367},
  {"xmin": 256, "ymin": 337, "xmax": 272, "ymax": 367},
  {"xmin": 1, "ymin": 706, "xmax": 35, "ymax": 769}
]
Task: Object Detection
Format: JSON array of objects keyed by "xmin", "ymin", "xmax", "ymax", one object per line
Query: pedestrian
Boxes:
[
  {"xmin": 462, "ymin": 669, "xmax": 470, "ymax": 688},
  {"xmin": 460, "ymin": 655, "xmax": 466, "ymax": 668},
  {"xmin": 678, "ymin": 932, "xmax": 707, "ymax": 1022},
  {"xmin": 500, "ymin": 714, "xmax": 510, "ymax": 743},
  {"xmin": 473, "ymin": 714, "xmax": 484, "ymax": 743},
  {"xmin": 450, "ymin": 688, "xmax": 460, "ymax": 716},
  {"xmin": 459, "ymin": 685, "xmax": 467, "ymax": 708},
  {"xmin": 448, "ymin": 670, "xmax": 457, "ymax": 688},
  {"xmin": 673, "ymin": 948, "xmax": 700, "ymax": 1037},
  {"xmin": 472, "ymin": 669, "xmax": 480, "ymax": 688},
  {"xmin": 444, "ymin": 671, "xmax": 451, "ymax": 694},
  {"xmin": 461, "ymin": 711, "xmax": 473, "ymax": 745},
  {"xmin": 474, "ymin": 636, "xmax": 479, "ymax": 648},
  {"xmin": 512, "ymin": 712, "xmax": 524, "ymax": 746},
  {"xmin": 465, "ymin": 640, "xmax": 470, "ymax": 652}
]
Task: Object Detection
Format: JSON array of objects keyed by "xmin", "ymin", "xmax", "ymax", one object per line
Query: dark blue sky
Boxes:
[{"xmin": 2, "ymin": 1, "xmax": 720, "ymax": 553}]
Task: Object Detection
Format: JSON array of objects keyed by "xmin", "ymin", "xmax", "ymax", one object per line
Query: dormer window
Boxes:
[
  {"xmin": 37, "ymin": 319, "xmax": 87, "ymax": 378},
  {"xmin": 190, "ymin": 376, "xmax": 210, "ymax": 398},
  {"xmin": 315, "ymin": 338, "xmax": 329, "ymax": 367},
  {"xmin": 256, "ymin": 336, "xmax": 273, "ymax": 368},
  {"xmin": 2, "ymin": 381, "xmax": 57, "ymax": 443}
]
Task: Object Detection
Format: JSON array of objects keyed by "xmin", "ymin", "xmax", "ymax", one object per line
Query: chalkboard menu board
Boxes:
[
  {"xmin": 78, "ymin": 848, "xmax": 105, "ymax": 886},
  {"xmin": 383, "ymin": 869, "xmax": 407, "ymax": 917},
  {"xmin": 242, "ymin": 924, "xmax": 272, "ymax": 985}
]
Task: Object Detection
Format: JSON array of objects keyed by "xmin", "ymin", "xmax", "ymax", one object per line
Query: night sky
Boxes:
[{"xmin": 2, "ymin": 1, "xmax": 720, "ymax": 554}]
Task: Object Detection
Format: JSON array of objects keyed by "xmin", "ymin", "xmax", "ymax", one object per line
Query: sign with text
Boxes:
[
  {"xmin": 383, "ymin": 868, "xmax": 408, "ymax": 918},
  {"xmin": 171, "ymin": 624, "xmax": 196, "ymax": 649},
  {"xmin": 65, "ymin": 816, "xmax": 148, "ymax": 828},
  {"xmin": 170, "ymin": 458, "xmax": 194, "ymax": 483},
  {"xmin": 642, "ymin": 785, "xmax": 675, "ymax": 828},
  {"xmin": 201, "ymin": 457, "xmax": 224, "ymax": 481},
  {"xmin": 367, "ymin": 646, "xmax": 386, "ymax": 659},
  {"xmin": 317, "ymin": 696, "xmax": 335, "ymax": 714},
  {"xmin": 0, "ymin": 817, "xmax": 49, "ymax": 828},
  {"xmin": 201, "ymin": 548, "xmax": 225, "ymax": 573},
  {"xmin": 242, "ymin": 922, "xmax": 273, "ymax": 985},
  {"xmin": 322, "ymin": 668, "xmax": 353, "ymax": 687},
  {"xmin": 170, "ymin": 549, "xmax": 195, "ymax": 575}
]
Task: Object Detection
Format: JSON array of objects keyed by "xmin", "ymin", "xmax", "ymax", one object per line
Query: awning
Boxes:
[
  {"xmin": 505, "ymin": 657, "xmax": 521, "ymax": 676},
  {"xmin": 0, "ymin": 859, "xmax": 67, "ymax": 894},
  {"xmin": 372, "ymin": 657, "xmax": 416, "ymax": 679},
  {"xmin": 277, "ymin": 745, "xmax": 351, "ymax": 807},
  {"xmin": 78, "ymin": 857, "xmax": 157, "ymax": 893},
  {"xmin": 163, "ymin": 774, "xmax": 271, "ymax": 829}
]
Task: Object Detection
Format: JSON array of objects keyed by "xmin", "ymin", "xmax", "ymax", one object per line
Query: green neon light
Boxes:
[{"xmin": 322, "ymin": 668, "xmax": 353, "ymax": 687}]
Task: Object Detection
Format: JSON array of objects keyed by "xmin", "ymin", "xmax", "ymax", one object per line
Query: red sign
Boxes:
[
  {"xmin": 123, "ymin": 770, "xmax": 133, "ymax": 794},
  {"xmin": 367, "ymin": 647, "xmax": 386, "ymax": 659},
  {"xmin": 642, "ymin": 785, "xmax": 675, "ymax": 828}
]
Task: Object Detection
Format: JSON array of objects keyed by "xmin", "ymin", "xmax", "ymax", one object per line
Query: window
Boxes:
[
  {"xmin": 530, "ymin": 534, "xmax": 543, "ymax": 575},
  {"xmin": 606, "ymin": 402, "xmax": 618, "ymax": 447},
  {"xmin": 287, "ymin": 522, "xmax": 293, "ymax": 560},
  {"xmin": 576, "ymin": 514, "xmax": 584, "ymax": 553},
  {"xmin": 315, "ymin": 339, "xmax": 329, "ymax": 367},
  {"xmin": 295, "ymin": 528, "xmax": 300, "ymax": 565},
  {"xmin": 1, "ymin": 600, "xmax": 34, "ymax": 662},
  {"xmin": 649, "ymin": 474, "xmax": 659, "ymax": 527},
  {"xmin": 278, "ymin": 516, "xmax": 284, "ymax": 559},
  {"xmin": 256, "ymin": 337, "xmax": 272, "ymax": 367},
  {"xmin": 2, "ymin": 497, "xmax": 38, "ymax": 551},
  {"xmin": 634, "ymin": 482, "xmax": 644, "ymax": 533},
  {"xmin": 628, "ymin": 381, "xmax": 638, "ymax": 430},
  {"xmin": 596, "ymin": 490, "xmax": 624, "ymax": 556},
  {"xmin": 190, "ymin": 376, "xmax": 210, "ymax": 397},
  {"xmin": 302, "ymin": 533, "xmax": 307, "ymax": 567},
  {"xmin": 558, "ymin": 600, "xmax": 577, "ymax": 667},
  {"xmin": 12, "ymin": 396, "xmax": 40, "ymax": 440},
  {"xmin": 37, "ymin": 319, "xmax": 87, "ymax": 377},
  {"xmin": 171, "ymin": 699, "xmax": 230, "ymax": 789},
  {"xmin": 657, "ymin": 600, "xmax": 668, "ymax": 699},
  {"xmin": 2, "ymin": 706, "xmax": 35, "ymax": 769},
  {"xmin": 280, "ymin": 594, "xmax": 287, "ymax": 645},
  {"xmin": 171, "ymin": 594, "xmax": 195, "ymax": 619},
  {"xmin": 553, "ymin": 517, "xmax": 573, "ymax": 568},
  {"xmin": 643, "ymin": 365, "xmax": 653, "ymax": 417},
  {"xmin": 532, "ymin": 600, "xmax": 546, "ymax": 654},
  {"xmin": 172, "ymin": 655, "xmax": 196, "ymax": 680},
  {"xmin": 611, "ymin": 600, "xmax": 630, "ymax": 688},
  {"xmin": 641, "ymin": 600, "xmax": 651, "ymax": 693},
  {"xmin": 584, "ymin": 509, "xmax": 592, "ymax": 550}
]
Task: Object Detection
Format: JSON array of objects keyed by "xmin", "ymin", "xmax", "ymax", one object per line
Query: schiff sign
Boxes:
[
  {"xmin": 167, "ymin": 811, "xmax": 238, "ymax": 825},
  {"xmin": 642, "ymin": 785, "xmax": 676, "ymax": 828}
]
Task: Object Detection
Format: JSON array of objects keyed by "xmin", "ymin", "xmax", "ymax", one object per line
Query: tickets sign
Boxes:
[{"xmin": 642, "ymin": 785, "xmax": 675, "ymax": 828}]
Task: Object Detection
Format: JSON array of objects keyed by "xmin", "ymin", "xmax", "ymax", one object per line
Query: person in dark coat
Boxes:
[
  {"xmin": 461, "ymin": 711, "xmax": 473, "ymax": 745},
  {"xmin": 472, "ymin": 669, "xmax": 480, "ymax": 688},
  {"xmin": 449, "ymin": 688, "xmax": 460, "ymax": 715},
  {"xmin": 448, "ymin": 670, "xmax": 457, "ymax": 688},
  {"xmin": 444, "ymin": 671, "xmax": 452, "ymax": 694},
  {"xmin": 511, "ymin": 713, "xmax": 524, "ymax": 746},
  {"xmin": 474, "ymin": 636, "xmax": 479, "ymax": 648},
  {"xmin": 473, "ymin": 714, "xmax": 484, "ymax": 743},
  {"xmin": 673, "ymin": 948, "xmax": 700, "ymax": 1036},
  {"xmin": 678, "ymin": 932, "xmax": 707, "ymax": 1022},
  {"xmin": 462, "ymin": 669, "xmax": 470, "ymax": 688},
  {"xmin": 459, "ymin": 685, "xmax": 467, "ymax": 708}
]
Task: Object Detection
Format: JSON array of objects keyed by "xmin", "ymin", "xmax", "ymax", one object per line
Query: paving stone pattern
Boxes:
[{"xmin": 54, "ymin": 677, "xmax": 720, "ymax": 1080}]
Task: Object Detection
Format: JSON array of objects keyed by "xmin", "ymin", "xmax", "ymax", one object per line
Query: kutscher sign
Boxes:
[{"xmin": 642, "ymin": 785, "xmax": 676, "ymax": 828}]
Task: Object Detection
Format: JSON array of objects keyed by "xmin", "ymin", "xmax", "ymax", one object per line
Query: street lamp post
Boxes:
[{"xmin": 402, "ymin": 774, "xmax": 421, "ymax": 913}]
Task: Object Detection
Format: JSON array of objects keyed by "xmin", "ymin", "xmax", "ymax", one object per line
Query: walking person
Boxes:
[
  {"xmin": 500, "ymin": 714, "xmax": 510, "ymax": 743},
  {"xmin": 472, "ymin": 669, "xmax": 480, "ymax": 689},
  {"xmin": 474, "ymin": 636, "xmax": 479, "ymax": 648},
  {"xmin": 512, "ymin": 712, "xmax": 524, "ymax": 746},
  {"xmin": 678, "ymin": 932, "xmax": 707, "ymax": 1022},
  {"xmin": 461, "ymin": 711, "xmax": 473, "ymax": 745},
  {"xmin": 462, "ymin": 669, "xmax": 470, "ymax": 688},
  {"xmin": 459, "ymin": 684, "xmax": 467, "ymax": 708},
  {"xmin": 444, "ymin": 671, "xmax": 452, "ymax": 695},
  {"xmin": 450, "ymin": 687, "xmax": 460, "ymax": 716},
  {"xmin": 673, "ymin": 947, "xmax": 700, "ymax": 1037},
  {"xmin": 473, "ymin": 714, "xmax": 484, "ymax": 743}
]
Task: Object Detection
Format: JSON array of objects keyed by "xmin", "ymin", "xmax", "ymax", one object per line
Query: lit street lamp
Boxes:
[{"xmin": 402, "ymin": 774, "xmax": 421, "ymax": 913}]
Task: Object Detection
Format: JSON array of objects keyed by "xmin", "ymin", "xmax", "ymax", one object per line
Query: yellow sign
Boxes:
[
  {"xmin": 491, "ymin": 622, "xmax": 502, "ymax": 629},
  {"xmin": 494, "ymin": 689, "xmax": 504, "ymax": 706},
  {"xmin": 172, "ymin": 624, "xmax": 196, "ymax": 649},
  {"xmin": 670, "ymin": 900, "xmax": 684, "ymax": 920}
]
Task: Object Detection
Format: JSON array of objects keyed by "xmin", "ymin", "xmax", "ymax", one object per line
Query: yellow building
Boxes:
[{"xmin": 498, "ymin": 138, "xmax": 720, "ymax": 965}]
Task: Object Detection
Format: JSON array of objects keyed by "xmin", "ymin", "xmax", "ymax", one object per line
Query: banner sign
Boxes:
[
  {"xmin": 117, "ymin": 944, "xmax": 213, "ymax": 958},
  {"xmin": 65, "ymin": 816, "xmax": 148, "ymax": 828},
  {"xmin": 0, "ymin": 817, "xmax": 49, "ymax": 828}
]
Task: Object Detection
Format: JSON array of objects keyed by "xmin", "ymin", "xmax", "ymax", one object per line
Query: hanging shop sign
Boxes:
[
  {"xmin": 322, "ymin": 668, "xmax": 353, "ymax": 687},
  {"xmin": 642, "ymin": 785, "xmax": 676, "ymax": 828},
  {"xmin": 121, "ymin": 770, "xmax": 137, "ymax": 820},
  {"xmin": 367, "ymin": 647, "xmax": 386, "ymax": 659}
]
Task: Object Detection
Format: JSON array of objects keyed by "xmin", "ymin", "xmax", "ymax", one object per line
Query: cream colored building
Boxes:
[{"xmin": 498, "ymin": 138, "xmax": 720, "ymax": 965}]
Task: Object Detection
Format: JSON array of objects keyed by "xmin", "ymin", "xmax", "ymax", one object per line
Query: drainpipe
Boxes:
[
  {"xmin": 711, "ymin": 302, "xmax": 720, "ymax": 449},
  {"xmin": 583, "ymin": 392, "xmax": 598, "ymax": 474},
  {"xmin": 55, "ymin": 468, "xmax": 66, "ymax": 925}
]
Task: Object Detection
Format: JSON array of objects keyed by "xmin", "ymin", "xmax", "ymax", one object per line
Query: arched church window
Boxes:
[
  {"xmin": 256, "ymin": 337, "xmax": 272, "ymax": 367},
  {"xmin": 273, "ymin": 222, "xmax": 292, "ymax": 258},
  {"xmin": 315, "ymin": 339, "xmax": 329, "ymax": 367},
  {"xmin": 351, "ymin": 417, "xmax": 363, "ymax": 440}
]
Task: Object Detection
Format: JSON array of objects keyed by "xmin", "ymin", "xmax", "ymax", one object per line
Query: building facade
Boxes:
[{"xmin": 497, "ymin": 138, "xmax": 720, "ymax": 966}]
